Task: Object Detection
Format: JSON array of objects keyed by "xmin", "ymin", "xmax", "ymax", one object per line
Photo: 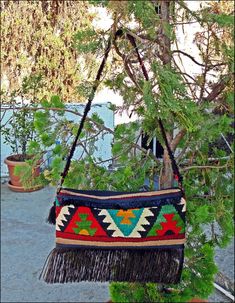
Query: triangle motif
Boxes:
[
  {"xmin": 64, "ymin": 206, "xmax": 107, "ymax": 236},
  {"xmin": 147, "ymin": 204, "xmax": 185, "ymax": 237},
  {"xmin": 107, "ymin": 208, "xmax": 144, "ymax": 237},
  {"xmin": 91, "ymin": 208, "xmax": 124, "ymax": 237},
  {"xmin": 56, "ymin": 205, "xmax": 76, "ymax": 231}
]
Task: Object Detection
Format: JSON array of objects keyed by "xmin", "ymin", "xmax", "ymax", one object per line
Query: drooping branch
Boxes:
[
  {"xmin": 172, "ymin": 50, "xmax": 226, "ymax": 68},
  {"xmin": 1, "ymin": 106, "xmax": 160, "ymax": 163},
  {"xmin": 113, "ymin": 40, "xmax": 140, "ymax": 88},
  {"xmin": 181, "ymin": 163, "xmax": 228, "ymax": 171},
  {"xmin": 172, "ymin": 57, "xmax": 200, "ymax": 101},
  {"xmin": 176, "ymin": 1, "xmax": 203, "ymax": 24}
]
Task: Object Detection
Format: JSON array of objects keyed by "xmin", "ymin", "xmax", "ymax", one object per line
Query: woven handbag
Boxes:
[{"xmin": 40, "ymin": 30, "xmax": 186, "ymax": 284}]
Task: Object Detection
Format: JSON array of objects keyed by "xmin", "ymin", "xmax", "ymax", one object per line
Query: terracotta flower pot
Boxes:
[
  {"xmin": 189, "ymin": 298, "xmax": 208, "ymax": 302},
  {"xmin": 4, "ymin": 154, "xmax": 43, "ymax": 192}
]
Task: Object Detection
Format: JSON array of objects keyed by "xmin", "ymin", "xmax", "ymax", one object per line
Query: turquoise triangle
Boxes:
[{"xmin": 107, "ymin": 208, "xmax": 144, "ymax": 236}]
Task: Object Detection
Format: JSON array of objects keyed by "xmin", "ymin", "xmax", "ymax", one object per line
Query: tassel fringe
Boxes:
[
  {"xmin": 46, "ymin": 202, "xmax": 56, "ymax": 225},
  {"xmin": 40, "ymin": 247, "xmax": 184, "ymax": 284}
]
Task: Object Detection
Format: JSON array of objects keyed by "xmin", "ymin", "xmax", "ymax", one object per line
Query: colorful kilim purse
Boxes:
[{"xmin": 40, "ymin": 30, "xmax": 186, "ymax": 284}]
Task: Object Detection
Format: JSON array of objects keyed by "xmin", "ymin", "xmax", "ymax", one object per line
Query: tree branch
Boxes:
[
  {"xmin": 182, "ymin": 163, "xmax": 228, "ymax": 171},
  {"xmin": 204, "ymin": 76, "xmax": 230, "ymax": 102},
  {"xmin": 171, "ymin": 129, "xmax": 186, "ymax": 151},
  {"xmin": 113, "ymin": 40, "xmax": 140, "ymax": 88},
  {"xmin": 199, "ymin": 27, "xmax": 210, "ymax": 102},
  {"xmin": 172, "ymin": 50, "xmax": 226, "ymax": 68},
  {"xmin": 1, "ymin": 106, "xmax": 160, "ymax": 163},
  {"xmin": 172, "ymin": 58, "xmax": 199, "ymax": 101}
]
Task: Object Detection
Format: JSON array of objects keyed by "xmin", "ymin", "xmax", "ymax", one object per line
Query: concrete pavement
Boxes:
[
  {"xmin": 1, "ymin": 184, "xmax": 110, "ymax": 302},
  {"xmin": 1, "ymin": 183, "xmax": 234, "ymax": 302}
]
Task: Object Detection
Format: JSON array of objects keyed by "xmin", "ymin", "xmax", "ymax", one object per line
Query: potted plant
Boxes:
[{"xmin": 1, "ymin": 75, "xmax": 45, "ymax": 192}]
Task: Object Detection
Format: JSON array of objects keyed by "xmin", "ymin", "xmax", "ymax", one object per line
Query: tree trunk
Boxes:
[{"xmin": 158, "ymin": 0, "xmax": 173, "ymax": 188}]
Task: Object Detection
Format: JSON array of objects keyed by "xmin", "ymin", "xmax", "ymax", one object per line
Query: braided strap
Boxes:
[{"xmin": 58, "ymin": 29, "xmax": 183, "ymax": 192}]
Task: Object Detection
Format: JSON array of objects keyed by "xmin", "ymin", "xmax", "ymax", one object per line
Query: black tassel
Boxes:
[
  {"xmin": 46, "ymin": 202, "xmax": 56, "ymax": 225},
  {"xmin": 40, "ymin": 247, "xmax": 184, "ymax": 284}
]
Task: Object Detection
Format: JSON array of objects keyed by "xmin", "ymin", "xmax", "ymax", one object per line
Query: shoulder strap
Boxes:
[
  {"xmin": 58, "ymin": 30, "xmax": 183, "ymax": 193},
  {"xmin": 57, "ymin": 37, "xmax": 112, "ymax": 192},
  {"xmin": 126, "ymin": 33, "xmax": 183, "ymax": 188}
]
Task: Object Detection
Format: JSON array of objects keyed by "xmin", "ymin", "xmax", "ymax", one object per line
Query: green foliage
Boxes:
[
  {"xmin": 150, "ymin": 63, "xmax": 201, "ymax": 131},
  {"xmin": 50, "ymin": 95, "xmax": 65, "ymax": 110},
  {"xmin": 1, "ymin": 109, "xmax": 34, "ymax": 158},
  {"xmin": 110, "ymin": 282, "xmax": 159, "ymax": 303},
  {"xmin": 28, "ymin": 96, "xmax": 233, "ymax": 302},
  {"xmin": 1, "ymin": 1, "xmax": 96, "ymax": 102},
  {"xmin": 13, "ymin": 157, "xmax": 47, "ymax": 190},
  {"xmin": 0, "ymin": 75, "xmax": 48, "ymax": 189},
  {"xmin": 88, "ymin": 0, "xmax": 109, "ymax": 7},
  {"xmin": 1, "ymin": 75, "xmax": 43, "ymax": 159},
  {"xmin": 77, "ymin": 81, "xmax": 95, "ymax": 99},
  {"xmin": 21, "ymin": 74, "xmax": 44, "ymax": 96},
  {"xmin": 91, "ymin": 112, "xmax": 104, "ymax": 125},
  {"xmin": 110, "ymin": 242, "xmax": 217, "ymax": 303},
  {"xmin": 208, "ymin": 13, "xmax": 234, "ymax": 27},
  {"xmin": 74, "ymin": 28, "xmax": 102, "ymax": 54},
  {"xmin": 129, "ymin": 1, "xmax": 159, "ymax": 29},
  {"xmin": 18, "ymin": 0, "xmax": 234, "ymax": 302},
  {"xmin": 143, "ymin": 81, "xmax": 155, "ymax": 113}
]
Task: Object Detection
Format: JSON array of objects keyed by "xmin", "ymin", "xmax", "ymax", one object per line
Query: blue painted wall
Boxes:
[{"xmin": 1, "ymin": 102, "xmax": 114, "ymax": 176}]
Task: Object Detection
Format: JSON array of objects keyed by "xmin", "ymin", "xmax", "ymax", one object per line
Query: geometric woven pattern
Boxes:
[
  {"xmin": 147, "ymin": 204, "xmax": 185, "ymax": 237},
  {"xmin": 129, "ymin": 208, "xmax": 156, "ymax": 238},
  {"xmin": 56, "ymin": 205, "xmax": 76, "ymax": 232},
  {"xmin": 92, "ymin": 208, "xmax": 146, "ymax": 237},
  {"xmin": 55, "ymin": 188, "xmax": 186, "ymax": 249}
]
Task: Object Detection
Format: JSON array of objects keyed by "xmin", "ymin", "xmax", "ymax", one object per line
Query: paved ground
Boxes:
[
  {"xmin": 1, "ymin": 184, "xmax": 109, "ymax": 303},
  {"xmin": 1, "ymin": 183, "xmax": 234, "ymax": 302}
]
